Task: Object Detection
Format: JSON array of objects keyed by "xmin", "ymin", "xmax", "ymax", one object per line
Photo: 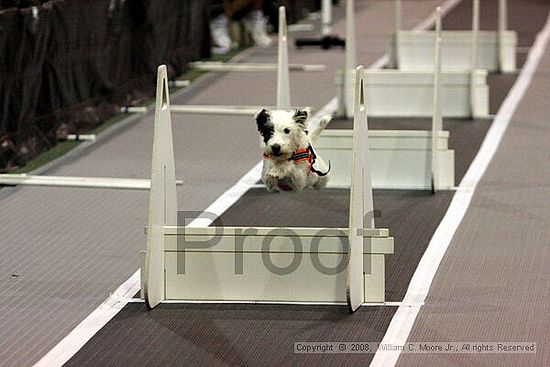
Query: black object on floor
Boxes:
[{"xmin": 295, "ymin": 35, "xmax": 345, "ymax": 49}]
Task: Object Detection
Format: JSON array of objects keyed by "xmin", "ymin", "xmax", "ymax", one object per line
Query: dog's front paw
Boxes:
[{"xmin": 264, "ymin": 174, "xmax": 281, "ymax": 193}]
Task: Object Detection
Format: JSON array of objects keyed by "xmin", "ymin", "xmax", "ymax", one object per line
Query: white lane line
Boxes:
[
  {"xmin": 187, "ymin": 163, "xmax": 263, "ymax": 227},
  {"xmin": 33, "ymin": 271, "xmax": 141, "ymax": 367},
  {"xmin": 35, "ymin": 1, "xmax": 465, "ymax": 365},
  {"xmin": 370, "ymin": 13, "xmax": 550, "ymax": 367}
]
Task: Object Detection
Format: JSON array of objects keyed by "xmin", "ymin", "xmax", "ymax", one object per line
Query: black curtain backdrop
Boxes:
[
  {"xmin": 0, "ymin": 0, "xmax": 211, "ymax": 170},
  {"xmin": 0, "ymin": 0, "xmax": 312, "ymax": 170}
]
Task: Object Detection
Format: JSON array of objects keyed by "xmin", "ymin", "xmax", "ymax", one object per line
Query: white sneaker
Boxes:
[
  {"xmin": 210, "ymin": 15, "xmax": 231, "ymax": 54},
  {"xmin": 243, "ymin": 11, "xmax": 272, "ymax": 48}
]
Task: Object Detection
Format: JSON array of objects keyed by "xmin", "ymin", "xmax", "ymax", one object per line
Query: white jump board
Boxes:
[
  {"xmin": 163, "ymin": 226, "xmax": 393, "ymax": 303},
  {"xmin": 342, "ymin": 69, "xmax": 489, "ymax": 118},
  {"xmin": 394, "ymin": 30, "xmax": 517, "ymax": 73},
  {"xmin": 316, "ymin": 129, "xmax": 455, "ymax": 190}
]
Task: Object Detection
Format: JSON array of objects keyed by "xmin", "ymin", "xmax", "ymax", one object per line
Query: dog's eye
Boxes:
[{"xmin": 284, "ymin": 128, "xmax": 290, "ymax": 134}]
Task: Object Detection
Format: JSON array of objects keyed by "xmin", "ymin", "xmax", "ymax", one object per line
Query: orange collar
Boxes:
[
  {"xmin": 263, "ymin": 147, "xmax": 311, "ymax": 163},
  {"xmin": 263, "ymin": 145, "xmax": 330, "ymax": 177}
]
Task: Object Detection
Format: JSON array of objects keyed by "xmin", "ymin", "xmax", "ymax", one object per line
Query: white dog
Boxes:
[{"xmin": 256, "ymin": 108, "xmax": 331, "ymax": 192}]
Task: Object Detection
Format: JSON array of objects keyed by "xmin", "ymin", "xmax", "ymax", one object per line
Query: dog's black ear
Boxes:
[
  {"xmin": 255, "ymin": 109, "xmax": 273, "ymax": 143},
  {"xmin": 255, "ymin": 109, "xmax": 269, "ymax": 126},
  {"xmin": 293, "ymin": 109, "xmax": 308, "ymax": 128}
]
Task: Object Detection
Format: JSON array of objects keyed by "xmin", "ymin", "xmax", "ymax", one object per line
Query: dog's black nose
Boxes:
[{"xmin": 271, "ymin": 144, "xmax": 281, "ymax": 155}]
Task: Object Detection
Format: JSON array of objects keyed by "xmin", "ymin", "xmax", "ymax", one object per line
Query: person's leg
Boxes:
[
  {"xmin": 214, "ymin": 0, "xmax": 272, "ymax": 50},
  {"xmin": 210, "ymin": 0, "xmax": 232, "ymax": 53},
  {"xmin": 242, "ymin": 0, "xmax": 272, "ymax": 47}
]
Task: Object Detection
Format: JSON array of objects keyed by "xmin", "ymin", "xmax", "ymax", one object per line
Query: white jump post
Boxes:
[
  {"xmin": 395, "ymin": 0, "xmax": 402, "ymax": 35},
  {"xmin": 470, "ymin": 0, "xmax": 480, "ymax": 117},
  {"xmin": 431, "ymin": 7, "xmax": 443, "ymax": 193},
  {"xmin": 347, "ymin": 66, "xmax": 374, "ymax": 312},
  {"xmin": 344, "ymin": 0, "xmax": 357, "ymax": 118},
  {"xmin": 321, "ymin": 0, "xmax": 332, "ymax": 36},
  {"xmin": 393, "ymin": 0, "xmax": 402, "ymax": 68},
  {"xmin": 277, "ymin": 6, "xmax": 291, "ymax": 110},
  {"xmin": 498, "ymin": 0, "xmax": 508, "ymax": 72},
  {"xmin": 143, "ymin": 65, "xmax": 178, "ymax": 309}
]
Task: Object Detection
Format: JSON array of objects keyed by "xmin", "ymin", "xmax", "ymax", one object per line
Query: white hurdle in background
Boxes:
[
  {"xmin": 124, "ymin": 7, "xmax": 318, "ymax": 116},
  {"xmin": 0, "ymin": 174, "xmax": 183, "ymax": 190},
  {"xmin": 188, "ymin": 62, "xmax": 325, "ymax": 73},
  {"xmin": 142, "ymin": 64, "xmax": 394, "ymax": 312},
  {"xmin": 63, "ymin": 134, "xmax": 97, "ymax": 142},
  {"xmin": 392, "ymin": 0, "xmax": 516, "ymax": 73},
  {"xmin": 322, "ymin": 4, "xmax": 454, "ymax": 191},
  {"xmin": 0, "ymin": 72, "xmax": 184, "ymax": 191},
  {"xmin": 337, "ymin": 0, "xmax": 489, "ymax": 119}
]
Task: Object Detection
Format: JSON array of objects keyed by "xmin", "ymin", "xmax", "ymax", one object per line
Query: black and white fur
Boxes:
[{"xmin": 256, "ymin": 108, "xmax": 331, "ymax": 192}]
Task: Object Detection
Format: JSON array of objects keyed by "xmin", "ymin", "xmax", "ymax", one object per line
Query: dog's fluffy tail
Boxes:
[{"xmin": 309, "ymin": 114, "xmax": 332, "ymax": 142}]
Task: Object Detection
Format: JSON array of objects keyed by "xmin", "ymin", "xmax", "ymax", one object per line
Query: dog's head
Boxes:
[{"xmin": 256, "ymin": 109, "xmax": 309, "ymax": 161}]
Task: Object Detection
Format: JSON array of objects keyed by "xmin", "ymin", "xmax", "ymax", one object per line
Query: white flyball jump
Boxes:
[
  {"xmin": 316, "ymin": 131, "xmax": 454, "ymax": 190},
  {"xmin": 339, "ymin": 0, "xmax": 489, "ymax": 119},
  {"xmin": 393, "ymin": 0, "xmax": 517, "ymax": 73},
  {"xmin": 142, "ymin": 64, "xmax": 393, "ymax": 312},
  {"xmin": 325, "ymin": 5, "xmax": 454, "ymax": 191}
]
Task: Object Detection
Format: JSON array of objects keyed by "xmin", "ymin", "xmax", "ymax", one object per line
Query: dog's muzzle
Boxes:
[{"xmin": 270, "ymin": 144, "xmax": 281, "ymax": 156}]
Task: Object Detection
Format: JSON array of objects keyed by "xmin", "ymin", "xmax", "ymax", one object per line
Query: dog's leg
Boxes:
[
  {"xmin": 262, "ymin": 160, "xmax": 281, "ymax": 193},
  {"xmin": 264, "ymin": 174, "xmax": 281, "ymax": 193},
  {"xmin": 289, "ymin": 167, "xmax": 307, "ymax": 191}
]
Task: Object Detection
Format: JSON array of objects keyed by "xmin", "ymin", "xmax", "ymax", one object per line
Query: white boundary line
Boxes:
[
  {"xmin": 33, "ymin": 1, "xmax": 465, "ymax": 365},
  {"xmin": 33, "ymin": 271, "xmax": 141, "ymax": 367},
  {"xmin": 370, "ymin": 13, "xmax": 550, "ymax": 367}
]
